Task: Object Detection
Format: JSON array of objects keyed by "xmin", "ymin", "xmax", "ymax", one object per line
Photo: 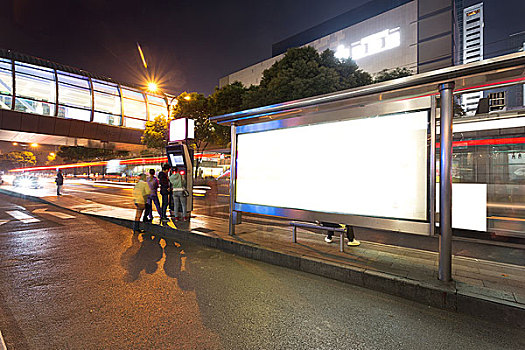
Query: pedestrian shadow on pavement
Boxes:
[
  {"xmin": 120, "ymin": 233, "xmax": 164, "ymax": 282},
  {"xmin": 163, "ymin": 238, "xmax": 194, "ymax": 291}
]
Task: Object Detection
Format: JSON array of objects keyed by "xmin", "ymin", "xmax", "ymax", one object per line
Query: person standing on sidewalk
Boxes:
[
  {"xmin": 322, "ymin": 222, "xmax": 360, "ymax": 246},
  {"xmin": 144, "ymin": 169, "xmax": 162, "ymax": 222},
  {"xmin": 55, "ymin": 169, "xmax": 64, "ymax": 196},
  {"xmin": 158, "ymin": 164, "xmax": 171, "ymax": 223},
  {"xmin": 169, "ymin": 167, "xmax": 188, "ymax": 221},
  {"xmin": 132, "ymin": 173, "xmax": 151, "ymax": 233}
]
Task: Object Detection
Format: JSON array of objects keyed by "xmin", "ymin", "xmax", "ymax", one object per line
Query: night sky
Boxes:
[{"xmin": 1, "ymin": 0, "xmax": 524, "ymax": 96}]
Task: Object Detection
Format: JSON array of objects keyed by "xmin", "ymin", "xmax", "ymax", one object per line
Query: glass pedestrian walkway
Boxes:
[{"xmin": 0, "ymin": 49, "xmax": 169, "ymax": 130}]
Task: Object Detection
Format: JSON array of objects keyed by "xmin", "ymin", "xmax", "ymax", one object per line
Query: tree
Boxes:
[
  {"xmin": 46, "ymin": 152, "xmax": 57, "ymax": 165},
  {"xmin": 208, "ymin": 81, "xmax": 247, "ymax": 116},
  {"xmin": 0, "ymin": 151, "xmax": 36, "ymax": 170},
  {"xmin": 141, "ymin": 115, "xmax": 168, "ymax": 153},
  {"xmin": 173, "ymin": 93, "xmax": 212, "ymax": 151},
  {"xmin": 170, "ymin": 92, "xmax": 230, "ymax": 175},
  {"xmin": 373, "ymin": 67, "xmax": 413, "ymax": 83},
  {"xmin": 57, "ymin": 146, "xmax": 128, "ymax": 163},
  {"xmin": 372, "ymin": 67, "xmax": 466, "ymax": 117},
  {"xmin": 241, "ymin": 47, "xmax": 372, "ymax": 109}
]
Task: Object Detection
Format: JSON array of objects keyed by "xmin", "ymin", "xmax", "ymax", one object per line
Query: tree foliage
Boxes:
[
  {"xmin": 141, "ymin": 115, "xmax": 168, "ymax": 153},
  {"xmin": 373, "ymin": 67, "xmax": 413, "ymax": 83},
  {"xmin": 46, "ymin": 152, "xmax": 57, "ymax": 165},
  {"xmin": 57, "ymin": 146, "xmax": 128, "ymax": 162},
  {"xmin": 173, "ymin": 92, "xmax": 213, "ymax": 152},
  {"xmin": 241, "ymin": 47, "xmax": 372, "ymax": 109},
  {"xmin": 167, "ymin": 92, "xmax": 229, "ymax": 150},
  {"xmin": 0, "ymin": 151, "xmax": 36, "ymax": 170},
  {"xmin": 140, "ymin": 47, "xmax": 423, "ymax": 176},
  {"xmin": 208, "ymin": 82, "xmax": 247, "ymax": 116}
]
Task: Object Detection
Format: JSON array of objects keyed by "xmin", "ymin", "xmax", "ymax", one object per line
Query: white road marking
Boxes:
[
  {"xmin": 32, "ymin": 208, "xmax": 75, "ymax": 219},
  {"xmin": 6, "ymin": 210, "xmax": 40, "ymax": 223}
]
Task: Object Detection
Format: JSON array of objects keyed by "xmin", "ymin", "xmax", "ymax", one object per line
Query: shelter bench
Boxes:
[{"xmin": 290, "ymin": 221, "xmax": 346, "ymax": 252}]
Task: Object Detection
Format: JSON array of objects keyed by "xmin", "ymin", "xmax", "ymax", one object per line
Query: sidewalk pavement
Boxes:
[{"xmin": 1, "ymin": 187, "xmax": 524, "ymax": 329}]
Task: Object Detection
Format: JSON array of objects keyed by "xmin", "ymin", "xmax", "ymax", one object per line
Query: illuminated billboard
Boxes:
[
  {"xmin": 236, "ymin": 111, "xmax": 428, "ymax": 221},
  {"xmin": 169, "ymin": 118, "xmax": 195, "ymax": 142}
]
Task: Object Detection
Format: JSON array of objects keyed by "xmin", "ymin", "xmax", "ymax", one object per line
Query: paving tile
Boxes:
[
  {"xmin": 453, "ymin": 275, "xmax": 484, "ymax": 287},
  {"xmin": 406, "ymin": 268, "xmax": 437, "ymax": 281},
  {"xmin": 453, "ymin": 267, "xmax": 481, "ymax": 278},
  {"xmin": 514, "ymin": 293, "xmax": 525, "ymax": 304},
  {"xmin": 478, "ymin": 268, "xmax": 525, "ymax": 281},
  {"xmin": 457, "ymin": 282, "xmax": 516, "ymax": 302}
]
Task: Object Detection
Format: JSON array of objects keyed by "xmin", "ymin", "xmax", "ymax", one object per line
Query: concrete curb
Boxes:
[{"xmin": 1, "ymin": 188, "xmax": 524, "ymax": 329}]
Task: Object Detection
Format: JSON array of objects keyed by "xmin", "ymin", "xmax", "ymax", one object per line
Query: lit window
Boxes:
[
  {"xmin": 14, "ymin": 62, "xmax": 55, "ymax": 116},
  {"xmin": 92, "ymin": 79, "xmax": 121, "ymax": 125},
  {"xmin": 122, "ymin": 87, "xmax": 147, "ymax": 129},
  {"xmin": 0, "ymin": 58, "xmax": 12, "ymax": 109},
  {"xmin": 93, "ymin": 112, "xmax": 122, "ymax": 126},
  {"xmin": 334, "ymin": 45, "xmax": 350, "ymax": 60},
  {"xmin": 488, "ymin": 92, "xmax": 505, "ymax": 112},
  {"xmin": 57, "ymin": 71, "xmax": 92, "ymax": 121},
  {"xmin": 350, "ymin": 27, "xmax": 401, "ymax": 60},
  {"xmin": 146, "ymin": 94, "xmax": 167, "ymax": 119}
]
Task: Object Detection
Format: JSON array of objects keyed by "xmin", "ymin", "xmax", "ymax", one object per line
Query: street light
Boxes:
[
  {"xmin": 30, "ymin": 143, "xmax": 38, "ymax": 148},
  {"xmin": 145, "ymin": 81, "xmax": 188, "ymax": 119},
  {"xmin": 147, "ymin": 82, "xmax": 158, "ymax": 93}
]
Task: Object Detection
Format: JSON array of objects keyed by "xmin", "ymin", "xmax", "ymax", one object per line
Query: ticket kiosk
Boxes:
[{"xmin": 166, "ymin": 143, "xmax": 194, "ymax": 215}]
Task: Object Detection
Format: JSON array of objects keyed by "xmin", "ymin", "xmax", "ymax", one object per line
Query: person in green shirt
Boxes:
[{"xmin": 169, "ymin": 167, "xmax": 188, "ymax": 221}]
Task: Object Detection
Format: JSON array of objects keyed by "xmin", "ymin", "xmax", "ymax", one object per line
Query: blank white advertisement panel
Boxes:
[{"xmin": 236, "ymin": 111, "xmax": 429, "ymax": 221}]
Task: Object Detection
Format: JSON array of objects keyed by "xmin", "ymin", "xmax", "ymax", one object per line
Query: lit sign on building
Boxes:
[
  {"xmin": 335, "ymin": 28, "xmax": 401, "ymax": 61},
  {"xmin": 334, "ymin": 45, "xmax": 350, "ymax": 60}
]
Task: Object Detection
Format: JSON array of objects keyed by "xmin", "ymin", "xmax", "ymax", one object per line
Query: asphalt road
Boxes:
[{"xmin": 0, "ymin": 194, "xmax": 523, "ymax": 350}]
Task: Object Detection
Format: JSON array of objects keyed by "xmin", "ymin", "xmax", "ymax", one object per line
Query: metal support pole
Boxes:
[
  {"xmin": 429, "ymin": 95, "xmax": 437, "ymax": 236},
  {"xmin": 339, "ymin": 230, "xmax": 344, "ymax": 253},
  {"xmin": 292, "ymin": 226, "xmax": 296, "ymax": 243},
  {"xmin": 11, "ymin": 59, "xmax": 15, "ymax": 110},
  {"xmin": 88, "ymin": 77, "xmax": 95, "ymax": 122},
  {"xmin": 228, "ymin": 123, "xmax": 237, "ymax": 236},
  {"xmin": 117, "ymin": 84, "xmax": 124, "ymax": 127},
  {"xmin": 54, "ymin": 69, "xmax": 59, "ymax": 117},
  {"xmin": 438, "ymin": 82, "xmax": 455, "ymax": 282}
]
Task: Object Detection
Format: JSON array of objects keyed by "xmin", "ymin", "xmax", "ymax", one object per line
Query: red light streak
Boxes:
[
  {"xmin": 454, "ymin": 77, "xmax": 525, "ymax": 93},
  {"xmin": 436, "ymin": 137, "xmax": 525, "ymax": 148},
  {"xmin": 9, "ymin": 153, "xmax": 224, "ymax": 172}
]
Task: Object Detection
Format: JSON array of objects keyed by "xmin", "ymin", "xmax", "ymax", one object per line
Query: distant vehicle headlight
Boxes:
[{"xmin": 20, "ymin": 178, "xmax": 32, "ymax": 188}]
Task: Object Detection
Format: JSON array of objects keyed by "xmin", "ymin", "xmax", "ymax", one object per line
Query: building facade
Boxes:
[{"xmin": 220, "ymin": 0, "xmax": 457, "ymax": 87}]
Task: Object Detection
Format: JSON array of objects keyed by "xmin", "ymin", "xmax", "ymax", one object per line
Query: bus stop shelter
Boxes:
[{"xmin": 211, "ymin": 52, "xmax": 525, "ymax": 282}]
